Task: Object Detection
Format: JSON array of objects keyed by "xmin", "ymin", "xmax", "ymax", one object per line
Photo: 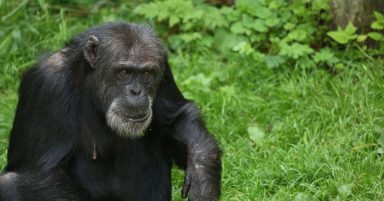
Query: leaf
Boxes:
[
  {"xmin": 371, "ymin": 11, "xmax": 384, "ymax": 30},
  {"xmin": 356, "ymin": 34, "xmax": 367, "ymax": 42},
  {"xmin": 232, "ymin": 42, "xmax": 254, "ymax": 55},
  {"xmin": 313, "ymin": 48, "xmax": 338, "ymax": 64},
  {"xmin": 268, "ymin": 1, "xmax": 279, "ymax": 9},
  {"xmin": 197, "ymin": 36, "xmax": 213, "ymax": 47},
  {"xmin": 221, "ymin": 6, "xmax": 238, "ymax": 22},
  {"xmin": 181, "ymin": 73, "xmax": 212, "ymax": 89},
  {"xmin": 236, "ymin": 0, "xmax": 272, "ymax": 18},
  {"xmin": 178, "ymin": 32, "xmax": 202, "ymax": 43},
  {"xmin": 264, "ymin": 17, "xmax": 280, "ymax": 27},
  {"xmin": 265, "ymin": 55, "xmax": 286, "ymax": 68},
  {"xmin": 371, "ymin": 21, "xmax": 384, "ymax": 30},
  {"xmin": 374, "ymin": 11, "xmax": 384, "ymax": 22},
  {"xmin": 242, "ymin": 14, "xmax": 253, "ymax": 28},
  {"xmin": 184, "ymin": 9, "xmax": 204, "ymax": 22},
  {"xmin": 134, "ymin": 3, "xmax": 159, "ymax": 19},
  {"xmin": 279, "ymin": 43, "xmax": 314, "ymax": 59},
  {"xmin": 230, "ymin": 22, "xmax": 248, "ymax": 34},
  {"xmin": 252, "ymin": 51, "xmax": 265, "ymax": 62},
  {"xmin": 255, "ymin": 6, "xmax": 273, "ymax": 19},
  {"xmin": 335, "ymin": 63, "xmax": 345, "ymax": 71},
  {"xmin": 219, "ymin": 85, "xmax": 236, "ymax": 100},
  {"xmin": 203, "ymin": 7, "xmax": 227, "ymax": 29},
  {"xmin": 368, "ymin": 32, "xmax": 383, "ymax": 41},
  {"xmin": 345, "ymin": 23, "xmax": 357, "ymax": 35},
  {"xmin": 248, "ymin": 126, "xmax": 265, "ymax": 145},
  {"xmin": 287, "ymin": 29, "xmax": 307, "ymax": 42},
  {"xmin": 252, "ymin": 19, "xmax": 268, "ymax": 32},
  {"xmin": 169, "ymin": 16, "xmax": 180, "ymax": 27},
  {"xmin": 327, "ymin": 23, "xmax": 357, "ymax": 44},
  {"xmin": 327, "ymin": 31, "xmax": 349, "ymax": 44},
  {"xmin": 312, "ymin": 0, "xmax": 329, "ymax": 11},
  {"xmin": 236, "ymin": 0, "xmax": 264, "ymax": 17},
  {"xmin": 284, "ymin": 22, "xmax": 296, "ymax": 30},
  {"xmin": 297, "ymin": 56, "xmax": 316, "ymax": 69},
  {"xmin": 213, "ymin": 29, "xmax": 248, "ymax": 52},
  {"xmin": 280, "ymin": 10, "xmax": 292, "ymax": 23}
]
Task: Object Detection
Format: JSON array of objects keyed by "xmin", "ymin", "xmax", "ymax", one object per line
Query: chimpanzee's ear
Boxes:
[{"xmin": 84, "ymin": 35, "xmax": 100, "ymax": 68}]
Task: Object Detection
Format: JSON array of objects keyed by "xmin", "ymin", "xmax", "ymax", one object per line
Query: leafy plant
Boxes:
[
  {"xmin": 134, "ymin": 0, "xmax": 333, "ymax": 69},
  {"xmin": 327, "ymin": 23, "xmax": 358, "ymax": 44},
  {"xmin": 368, "ymin": 11, "xmax": 384, "ymax": 42},
  {"xmin": 328, "ymin": 11, "xmax": 384, "ymax": 46}
]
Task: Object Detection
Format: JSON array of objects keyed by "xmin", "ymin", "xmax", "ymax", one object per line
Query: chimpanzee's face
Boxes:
[
  {"xmin": 104, "ymin": 58, "xmax": 162, "ymax": 138},
  {"xmin": 85, "ymin": 26, "xmax": 164, "ymax": 137}
]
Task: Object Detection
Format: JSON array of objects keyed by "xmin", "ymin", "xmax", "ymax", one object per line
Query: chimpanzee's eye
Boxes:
[
  {"xmin": 143, "ymin": 71, "xmax": 151, "ymax": 80},
  {"xmin": 119, "ymin": 69, "xmax": 128, "ymax": 75}
]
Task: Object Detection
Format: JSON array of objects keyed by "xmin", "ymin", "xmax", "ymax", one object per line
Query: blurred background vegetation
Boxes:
[{"xmin": 0, "ymin": 0, "xmax": 384, "ymax": 200}]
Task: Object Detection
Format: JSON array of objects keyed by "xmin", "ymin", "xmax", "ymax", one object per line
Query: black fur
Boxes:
[{"xmin": 0, "ymin": 22, "xmax": 221, "ymax": 201}]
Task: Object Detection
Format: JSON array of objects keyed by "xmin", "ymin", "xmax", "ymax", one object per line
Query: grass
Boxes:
[{"xmin": 1, "ymin": 1, "xmax": 384, "ymax": 200}]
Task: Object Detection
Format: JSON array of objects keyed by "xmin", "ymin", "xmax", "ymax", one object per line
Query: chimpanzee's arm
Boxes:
[
  {"xmin": 172, "ymin": 103, "xmax": 222, "ymax": 201},
  {"xmin": 1, "ymin": 58, "xmax": 83, "ymax": 200},
  {"xmin": 6, "ymin": 65, "xmax": 77, "ymax": 171},
  {"xmin": 1, "ymin": 170, "xmax": 85, "ymax": 201},
  {"xmin": 155, "ymin": 60, "xmax": 222, "ymax": 201}
]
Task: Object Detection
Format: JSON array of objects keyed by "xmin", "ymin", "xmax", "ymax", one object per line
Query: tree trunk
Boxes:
[{"xmin": 330, "ymin": 0, "xmax": 384, "ymax": 32}]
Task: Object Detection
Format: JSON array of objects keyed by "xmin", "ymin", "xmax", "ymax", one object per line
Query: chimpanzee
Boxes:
[{"xmin": 0, "ymin": 22, "xmax": 221, "ymax": 201}]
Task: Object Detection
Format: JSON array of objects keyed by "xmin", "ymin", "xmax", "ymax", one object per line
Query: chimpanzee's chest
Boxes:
[{"xmin": 67, "ymin": 139, "xmax": 173, "ymax": 201}]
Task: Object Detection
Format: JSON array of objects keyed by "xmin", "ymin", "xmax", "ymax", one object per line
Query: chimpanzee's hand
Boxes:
[
  {"xmin": 181, "ymin": 167, "xmax": 220, "ymax": 201},
  {"xmin": 181, "ymin": 146, "xmax": 221, "ymax": 201}
]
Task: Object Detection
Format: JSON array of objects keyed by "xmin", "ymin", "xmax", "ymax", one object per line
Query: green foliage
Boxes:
[
  {"xmin": 135, "ymin": 0, "xmax": 334, "ymax": 69},
  {"xmin": 371, "ymin": 12, "xmax": 384, "ymax": 30},
  {"xmin": 368, "ymin": 12, "xmax": 384, "ymax": 43},
  {"xmin": 313, "ymin": 48, "xmax": 339, "ymax": 66},
  {"xmin": 328, "ymin": 11, "xmax": 384, "ymax": 48},
  {"xmin": 327, "ymin": 23, "xmax": 358, "ymax": 44}
]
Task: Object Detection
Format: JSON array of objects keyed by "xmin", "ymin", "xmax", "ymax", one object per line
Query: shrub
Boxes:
[{"xmin": 134, "ymin": 0, "xmax": 336, "ymax": 69}]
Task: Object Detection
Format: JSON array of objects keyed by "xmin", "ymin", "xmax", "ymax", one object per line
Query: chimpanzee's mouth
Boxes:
[
  {"xmin": 107, "ymin": 98, "xmax": 153, "ymax": 137},
  {"xmin": 123, "ymin": 112, "xmax": 150, "ymax": 123}
]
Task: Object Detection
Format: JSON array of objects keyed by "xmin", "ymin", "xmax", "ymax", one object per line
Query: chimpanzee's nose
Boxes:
[
  {"xmin": 127, "ymin": 84, "xmax": 142, "ymax": 97},
  {"xmin": 130, "ymin": 88, "xmax": 141, "ymax": 96}
]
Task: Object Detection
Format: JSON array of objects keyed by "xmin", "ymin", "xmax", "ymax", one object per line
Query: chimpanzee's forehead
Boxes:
[
  {"xmin": 112, "ymin": 60, "xmax": 159, "ymax": 70},
  {"xmin": 108, "ymin": 24, "xmax": 162, "ymax": 51},
  {"xmin": 100, "ymin": 26, "xmax": 165, "ymax": 66},
  {"xmin": 105, "ymin": 40, "xmax": 164, "ymax": 66}
]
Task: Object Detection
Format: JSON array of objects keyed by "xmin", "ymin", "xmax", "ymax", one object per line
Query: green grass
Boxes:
[{"xmin": 1, "ymin": 1, "xmax": 384, "ymax": 201}]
